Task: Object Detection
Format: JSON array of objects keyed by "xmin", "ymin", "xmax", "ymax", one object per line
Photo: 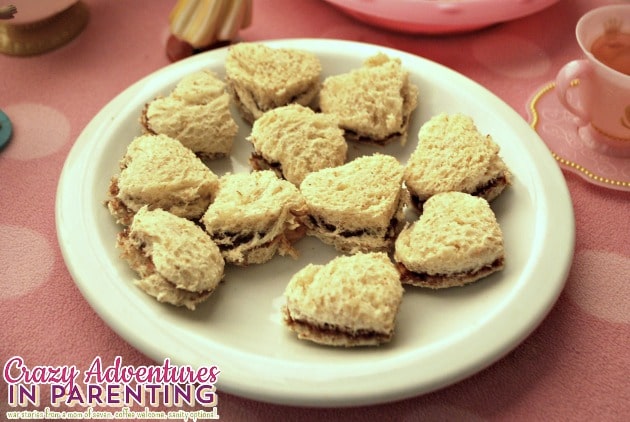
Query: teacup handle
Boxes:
[{"xmin": 555, "ymin": 59, "xmax": 593, "ymax": 125}]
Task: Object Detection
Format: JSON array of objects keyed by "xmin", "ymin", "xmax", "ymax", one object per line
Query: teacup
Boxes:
[
  {"xmin": 8, "ymin": 0, "xmax": 78, "ymax": 24},
  {"xmin": 555, "ymin": 5, "xmax": 630, "ymax": 157}
]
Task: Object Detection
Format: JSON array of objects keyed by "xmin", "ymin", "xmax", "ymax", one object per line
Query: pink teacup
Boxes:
[{"xmin": 555, "ymin": 5, "xmax": 630, "ymax": 157}]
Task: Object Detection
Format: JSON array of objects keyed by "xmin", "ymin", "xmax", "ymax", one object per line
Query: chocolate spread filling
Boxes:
[
  {"xmin": 344, "ymin": 129, "xmax": 402, "ymax": 146},
  {"xmin": 396, "ymin": 257, "xmax": 505, "ymax": 286},
  {"xmin": 249, "ymin": 153, "xmax": 284, "ymax": 180},
  {"xmin": 284, "ymin": 312, "xmax": 390, "ymax": 344},
  {"xmin": 212, "ymin": 231, "xmax": 261, "ymax": 250},
  {"xmin": 410, "ymin": 175, "xmax": 508, "ymax": 212},
  {"xmin": 342, "ymin": 109, "xmax": 410, "ymax": 145},
  {"xmin": 306, "ymin": 214, "xmax": 399, "ymax": 240},
  {"xmin": 473, "ymin": 175, "xmax": 508, "ymax": 199}
]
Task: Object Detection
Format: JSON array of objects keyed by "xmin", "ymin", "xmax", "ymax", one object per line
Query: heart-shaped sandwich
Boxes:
[
  {"xmin": 201, "ymin": 170, "xmax": 307, "ymax": 266},
  {"xmin": 283, "ymin": 252, "xmax": 404, "ymax": 347},
  {"xmin": 248, "ymin": 104, "xmax": 347, "ymax": 186},
  {"xmin": 141, "ymin": 70, "xmax": 238, "ymax": 160},
  {"xmin": 106, "ymin": 133, "xmax": 220, "ymax": 226},
  {"xmin": 225, "ymin": 42, "xmax": 322, "ymax": 123},
  {"xmin": 394, "ymin": 191, "xmax": 505, "ymax": 288},
  {"xmin": 299, "ymin": 153, "xmax": 405, "ymax": 254},
  {"xmin": 117, "ymin": 207, "xmax": 225, "ymax": 310},
  {"xmin": 319, "ymin": 52, "xmax": 419, "ymax": 146},
  {"xmin": 404, "ymin": 113, "xmax": 511, "ymax": 211}
]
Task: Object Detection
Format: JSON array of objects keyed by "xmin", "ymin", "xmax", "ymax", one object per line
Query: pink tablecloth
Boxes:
[{"xmin": 1, "ymin": 0, "xmax": 629, "ymax": 420}]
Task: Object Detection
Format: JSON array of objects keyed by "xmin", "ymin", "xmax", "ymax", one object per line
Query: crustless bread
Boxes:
[
  {"xmin": 141, "ymin": 69, "xmax": 238, "ymax": 160},
  {"xmin": 248, "ymin": 104, "xmax": 347, "ymax": 186},
  {"xmin": 225, "ymin": 42, "xmax": 322, "ymax": 123},
  {"xmin": 117, "ymin": 206, "xmax": 225, "ymax": 310},
  {"xmin": 404, "ymin": 113, "xmax": 511, "ymax": 211},
  {"xmin": 283, "ymin": 252, "xmax": 404, "ymax": 347},
  {"xmin": 318, "ymin": 53, "xmax": 419, "ymax": 146},
  {"xmin": 394, "ymin": 192, "xmax": 505, "ymax": 288},
  {"xmin": 107, "ymin": 133, "xmax": 219, "ymax": 225},
  {"xmin": 201, "ymin": 170, "xmax": 308, "ymax": 265},
  {"xmin": 298, "ymin": 153, "xmax": 405, "ymax": 254}
]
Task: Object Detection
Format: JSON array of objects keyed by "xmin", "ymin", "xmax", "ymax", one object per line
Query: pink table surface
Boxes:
[{"xmin": 1, "ymin": 0, "xmax": 629, "ymax": 420}]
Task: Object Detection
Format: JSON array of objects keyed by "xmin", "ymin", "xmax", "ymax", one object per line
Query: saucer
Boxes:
[{"xmin": 528, "ymin": 82, "xmax": 630, "ymax": 191}]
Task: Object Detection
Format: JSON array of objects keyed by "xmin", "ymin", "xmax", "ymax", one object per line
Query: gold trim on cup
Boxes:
[
  {"xmin": 0, "ymin": 1, "xmax": 89, "ymax": 56},
  {"xmin": 591, "ymin": 122, "xmax": 630, "ymax": 142}
]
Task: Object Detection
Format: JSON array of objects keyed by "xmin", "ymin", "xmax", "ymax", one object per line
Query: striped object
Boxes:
[{"xmin": 169, "ymin": 0, "xmax": 253, "ymax": 48}]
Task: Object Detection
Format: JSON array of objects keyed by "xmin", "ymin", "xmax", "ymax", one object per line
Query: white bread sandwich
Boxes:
[
  {"xmin": 225, "ymin": 42, "xmax": 322, "ymax": 123},
  {"xmin": 283, "ymin": 252, "xmax": 404, "ymax": 347},
  {"xmin": 141, "ymin": 69, "xmax": 238, "ymax": 160},
  {"xmin": 404, "ymin": 113, "xmax": 512, "ymax": 211},
  {"xmin": 107, "ymin": 133, "xmax": 219, "ymax": 226},
  {"xmin": 201, "ymin": 170, "xmax": 308, "ymax": 266},
  {"xmin": 318, "ymin": 53, "xmax": 419, "ymax": 146},
  {"xmin": 394, "ymin": 192, "xmax": 505, "ymax": 288},
  {"xmin": 298, "ymin": 153, "xmax": 405, "ymax": 254},
  {"xmin": 248, "ymin": 104, "xmax": 347, "ymax": 186},
  {"xmin": 117, "ymin": 206, "xmax": 225, "ymax": 310}
]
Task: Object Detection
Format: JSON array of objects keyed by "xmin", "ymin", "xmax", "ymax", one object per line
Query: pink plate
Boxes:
[
  {"xmin": 322, "ymin": 0, "xmax": 560, "ymax": 34},
  {"xmin": 528, "ymin": 82, "xmax": 630, "ymax": 192}
]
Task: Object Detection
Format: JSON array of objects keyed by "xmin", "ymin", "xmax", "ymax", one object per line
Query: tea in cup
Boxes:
[{"xmin": 555, "ymin": 5, "xmax": 630, "ymax": 157}]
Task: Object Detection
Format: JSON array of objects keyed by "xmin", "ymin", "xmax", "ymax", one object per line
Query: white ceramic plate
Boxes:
[
  {"xmin": 56, "ymin": 39, "xmax": 574, "ymax": 407},
  {"xmin": 322, "ymin": 0, "xmax": 560, "ymax": 34}
]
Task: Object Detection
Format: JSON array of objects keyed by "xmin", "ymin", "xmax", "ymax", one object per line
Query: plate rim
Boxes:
[{"xmin": 55, "ymin": 38, "xmax": 575, "ymax": 407}]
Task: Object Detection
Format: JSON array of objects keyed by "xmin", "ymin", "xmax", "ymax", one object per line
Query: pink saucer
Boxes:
[{"xmin": 528, "ymin": 82, "xmax": 630, "ymax": 191}]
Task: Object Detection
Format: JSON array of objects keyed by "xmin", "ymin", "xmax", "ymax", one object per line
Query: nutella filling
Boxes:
[
  {"xmin": 344, "ymin": 129, "xmax": 402, "ymax": 146},
  {"xmin": 410, "ymin": 174, "xmax": 508, "ymax": 212},
  {"xmin": 397, "ymin": 257, "xmax": 505, "ymax": 286},
  {"xmin": 210, "ymin": 230, "xmax": 290, "ymax": 263},
  {"xmin": 212, "ymin": 231, "xmax": 262, "ymax": 250},
  {"xmin": 306, "ymin": 214, "xmax": 399, "ymax": 240},
  {"xmin": 284, "ymin": 312, "xmax": 390, "ymax": 344},
  {"xmin": 473, "ymin": 174, "xmax": 508, "ymax": 199},
  {"xmin": 249, "ymin": 152, "xmax": 284, "ymax": 180}
]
